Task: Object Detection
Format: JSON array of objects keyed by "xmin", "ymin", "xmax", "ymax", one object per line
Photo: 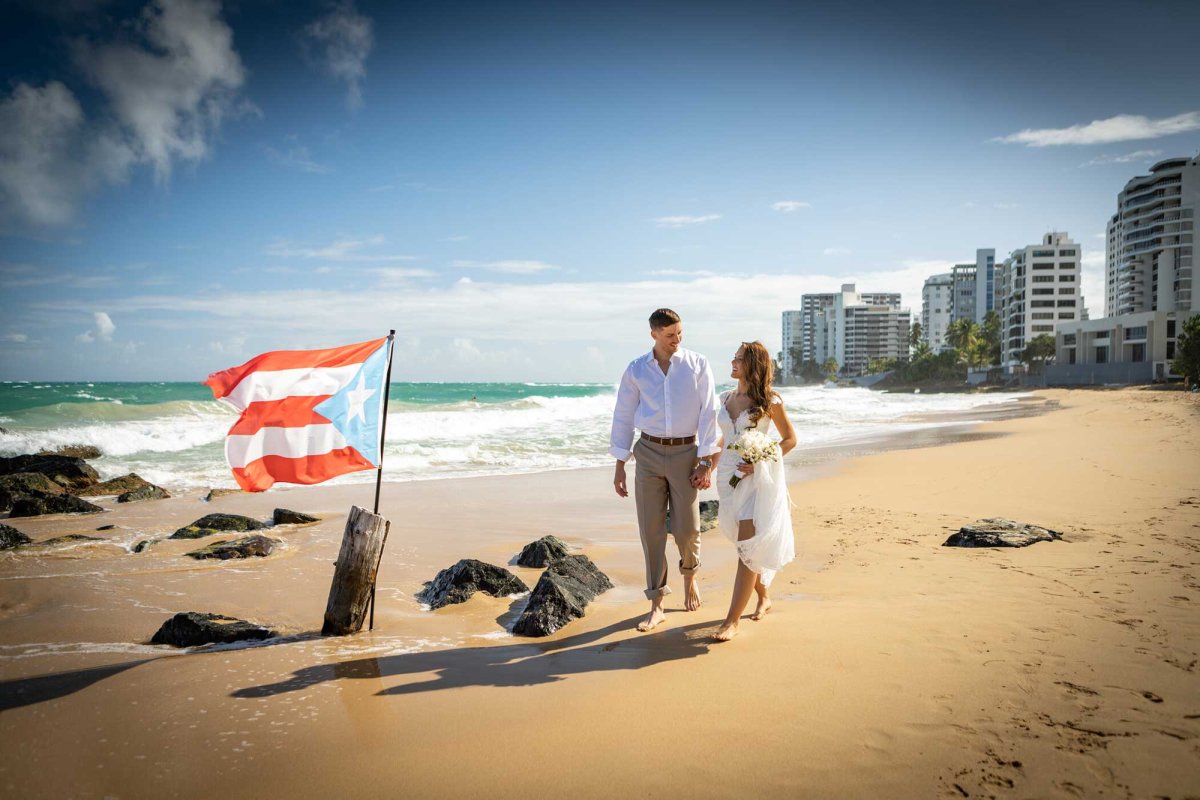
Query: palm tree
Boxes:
[{"xmin": 945, "ymin": 319, "xmax": 980, "ymax": 366}]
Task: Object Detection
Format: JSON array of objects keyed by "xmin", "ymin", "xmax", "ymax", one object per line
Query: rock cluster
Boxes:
[
  {"xmin": 186, "ymin": 535, "xmax": 279, "ymax": 560},
  {"xmin": 512, "ymin": 554, "xmax": 613, "ymax": 637},
  {"xmin": 0, "ymin": 523, "xmax": 32, "ymax": 550},
  {"xmin": 273, "ymin": 508, "xmax": 321, "ymax": 525},
  {"xmin": 515, "ymin": 534, "xmax": 570, "ymax": 567},
  {"xmin": 0, "ymin": 452, "xmax": 169, "ymax": 517},
  {"xmin": 943, "ymin": 518, "xmax": 1062, "ymax": 548},
  {"xmin": 151, "ymin": 612, "xmax": 276, "ymax": 647},
  {"xmin": 418, "ymin": 559, "xmax": 529, "ymax": 609},
  {"xmin": 170, "ymin": 513, "xmax": 266, "ymax": 540}
]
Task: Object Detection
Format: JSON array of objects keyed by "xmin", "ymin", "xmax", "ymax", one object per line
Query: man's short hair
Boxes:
[{"xmin": 649, "ymin": 308, "xmax": 681, "ymax": 330}]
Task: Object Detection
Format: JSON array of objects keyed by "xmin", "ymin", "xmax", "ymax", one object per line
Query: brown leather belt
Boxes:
[{"xmin": 640, "ymin": 432, "xmax": 696, "ymax": 446}]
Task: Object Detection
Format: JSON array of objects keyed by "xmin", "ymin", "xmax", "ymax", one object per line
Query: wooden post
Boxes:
[{"xmin": 322, "ymin": 505, "xmax": 391, "ymax": 636}]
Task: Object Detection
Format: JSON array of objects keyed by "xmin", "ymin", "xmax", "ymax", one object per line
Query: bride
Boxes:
[{"xmin": 713, "ymin": 341, "xmax": 797, "ymax": 642}]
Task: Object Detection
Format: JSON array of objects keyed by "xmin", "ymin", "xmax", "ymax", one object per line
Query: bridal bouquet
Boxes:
[{"xmin": 727, "ymin": 429, "xmax": 780, "ymax": 488}]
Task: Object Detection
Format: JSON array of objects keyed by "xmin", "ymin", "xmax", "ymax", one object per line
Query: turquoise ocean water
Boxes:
[{"xmin": 0, "ymin": 380, "xmax": 1024, "ymax": 492}]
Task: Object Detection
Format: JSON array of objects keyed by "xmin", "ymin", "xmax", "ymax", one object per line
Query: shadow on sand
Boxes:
[
  {"xmin": 233, "ymin": 613, "xmax": 715, "ymax": 699},
  {"xmin": 0, "ymin": 658, "xmax": 155, "ymax": 712}
]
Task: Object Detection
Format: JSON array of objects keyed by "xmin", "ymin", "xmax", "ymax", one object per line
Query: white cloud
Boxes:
[
  {"xmin": 451, "ymin": 259, "xmax": 560, "ymax": 274},
  {"xmin": 0, "ymin": 0, "xmax": 247, "ymax": 230},
  {"xmin": 771, "ymin": 201, "xmax": 811, "ymax": 212},
  {"xmin": 654, "ymin": 214, "xmax": 721, "ymax": 228},
  {"xmin": 76, "ymin": 0, "xmax": 249, "ymax": 181},
  {"xmin": 1081, "ymin": 149, "xmax": 1163, "ymax": 167},
  {"xmin": 75, "ymin": 311, "xmax": 115, "ymax": 344},
  {"xmin": 1, "ymin": 333, "xmax": 29, "ymax": 343},
  {"xmin": 266, "ymin": 236, "xmax": 416, "ymax": 262},
  {"xmin": 265, "ymin": 140, "xmax": 331, "ymax": 174},
  {"xmin": 994, "ymin": 112, "xmax": 1200, "ymax": 147},
  {"xmin": 303, "ymin": 1, "xmax": 374, "ymax": 110},
  {"xmin": 649, "ymin": 269, "xmax": 717, "ymax": 277},
  {"xmin": 823, "ymin": 247, "xmax": 851, "ymax": 256},
  {"xmin": 1081, "ymin": 250, "xmax": 1105, "ymax": 318},
  {"xmin": 372, "ymin": 267, "xmax": 437, "ymax": 280}
]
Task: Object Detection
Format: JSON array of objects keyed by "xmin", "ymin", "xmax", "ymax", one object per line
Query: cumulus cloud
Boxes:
[
  {"xmin": 303, "ymin": 1, "xmax": 374, "ymax": 110},
  {"xmin": 76, "ymin": 311, "xmax": 115, "ymax": 343},
  {"xmin": 771, "ymin": 201, "xmax": 811, "ymax": 212},
  {"xmin": 451, "ymin": 259, "xmax": 560, "ymax": 274},
  {"xmin": 1081, "ymin": 149, "xmax": 1163, "ymax": 167},
  {"xmin": 654, "ymin": 214, "xmax": 721, "ymax": 228},
  {"xmin": 994, "ymin": 112, "xmax": 1200, "ymax": 147},
  {"xmin": 0, "ymin": 0, "xmax": 247, "ymax": 230}
]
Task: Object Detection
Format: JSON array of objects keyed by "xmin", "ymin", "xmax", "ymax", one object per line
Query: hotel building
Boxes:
[
  {"xmin": 806, "ymin": 284, "xmax": 911, "ymax": 376},
  {"xmin": 921, "ymin": 273, "xmax": 953, "ymax": 352},
  {"xmin": 1054, "ymin": 154, "xmax": 1199, "ymax": 383},
  {"xmin": 996, "ymin": 232, "xmax": 1083, "ymax": 369}
]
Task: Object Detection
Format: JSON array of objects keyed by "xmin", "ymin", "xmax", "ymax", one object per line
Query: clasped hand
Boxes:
[{"xmin": 689, "ymin": 463, "xmax": 712, "ymax": 489}]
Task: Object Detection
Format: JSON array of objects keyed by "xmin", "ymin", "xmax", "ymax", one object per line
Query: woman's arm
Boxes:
[{"xmin": 769, "ymin": 399, "xmax": 797, "ymax": 456}]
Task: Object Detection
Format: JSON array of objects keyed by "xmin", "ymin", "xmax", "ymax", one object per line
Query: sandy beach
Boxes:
[{"xmin": 1, "ymin": 387, "xmax": 1198, "ymax": 799}]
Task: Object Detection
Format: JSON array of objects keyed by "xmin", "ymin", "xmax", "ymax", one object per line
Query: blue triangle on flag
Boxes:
[{"xmin": 314, "ymin": 343, "xmax": 388, "ymax": 466}]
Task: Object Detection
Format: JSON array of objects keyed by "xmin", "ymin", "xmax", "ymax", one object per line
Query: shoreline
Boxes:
[{"xmin": 1, "ymin": 388, "xmax": 1197, "ymax": 798}]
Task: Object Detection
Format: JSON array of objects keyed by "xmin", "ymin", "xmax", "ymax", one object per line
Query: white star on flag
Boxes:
[{"xmin": 345, "ymin": 372, "xmax": 376, "ymax": 424}]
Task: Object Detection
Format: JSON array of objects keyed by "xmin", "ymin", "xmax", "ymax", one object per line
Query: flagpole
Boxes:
[{"xmin": 369, "ymin": 330, "xmax": 395, "ymax": 631}]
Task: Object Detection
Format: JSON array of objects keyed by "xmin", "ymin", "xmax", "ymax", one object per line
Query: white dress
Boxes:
[{"xmin": 716, "ymin": 392, "xmax": 795, "ymax": 586}]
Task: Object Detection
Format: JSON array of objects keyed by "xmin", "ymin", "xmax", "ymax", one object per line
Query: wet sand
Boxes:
[{"xmin": 1, "ymin": 388, "xmax": 1197, "ymax": 798}]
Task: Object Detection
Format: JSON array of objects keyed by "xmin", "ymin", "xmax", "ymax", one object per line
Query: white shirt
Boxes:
[{"xmin": 609, "ymin": 347, "xmax": 720, "ymax": 461}]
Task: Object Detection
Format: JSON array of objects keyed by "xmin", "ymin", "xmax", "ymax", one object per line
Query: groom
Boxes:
[{"xmin": 610, "ymin": 308, "xmax": 720, "ymax": 632}]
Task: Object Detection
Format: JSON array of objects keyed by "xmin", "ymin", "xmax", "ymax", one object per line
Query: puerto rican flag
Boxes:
[{"xmin": 204, "ymin": 337, "xmax": 392, "ymax": 492}]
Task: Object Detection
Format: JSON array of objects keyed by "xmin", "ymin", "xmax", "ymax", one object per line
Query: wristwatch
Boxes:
[{"xmin": 697, "ymin": 458, "xmax": 712, "ymax": 468}]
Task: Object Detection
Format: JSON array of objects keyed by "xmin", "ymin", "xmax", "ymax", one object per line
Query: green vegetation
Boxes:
[
  {"xmin": 1020, "ymin": 334, "xmax": 1056, "ymax": 373},
  {"xmin": 1172, "ymin": 313, "xmax": 1200, "ymax": 382},
  {"xmin": 821, "ymin": 357, "xmax": 839, "ymax": 378}
]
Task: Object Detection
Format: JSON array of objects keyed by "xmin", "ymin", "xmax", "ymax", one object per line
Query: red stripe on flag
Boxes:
[
  {"xmin": 231, "ymin": 447, "xmax": 376, "ymax": 492},
  {"xmin": 227, "ymin": 396, "xmax": 332, "ymax": 436},
  {"xmin": 204, "ymin": 337, "xmax": 387, "ymax": 400}
]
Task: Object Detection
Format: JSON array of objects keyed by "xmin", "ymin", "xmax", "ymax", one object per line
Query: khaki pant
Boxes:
[{"xmin": 633, "ymin": 438, "xmax": 701, "ymax": 599}]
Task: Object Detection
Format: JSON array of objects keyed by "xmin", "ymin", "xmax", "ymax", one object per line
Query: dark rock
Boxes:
[
  {"xmin": 0, "ymin": 523, "xmax": 32, "ymax": 550},
  {"xmin": 417, "ymin": 559, "xmax": 529, "ymax": 610},
  {"xmin": 96, "ymin": 524, "xmax": 116, "ymax": 531},
  {"xmin": 150, "ymin": 612, "xmax": 277, "ymax": 647},
  {"xmin": 9, "ymin": 493, "xmax": 104, "ymax": 517},
  {"xmin": 132, "ymin": 539, "xmax": 159, "ymax": 553},
  {"xmin": 37, "ymin": 534, "xmax": 105, "ymax": 546},
  {"xmin": 185, "ymin": 535, "xmax": 278, "ymax": 560},
  {"xmin": 77, "ymin": 473, "xmax": 154, "ymax": 497},
  {"xmin": 0, "ymin": 454, "xmax": 99, "ymax": 491},
  {"xmin": 943, "ymin": 518, "xmax": 1062, "ymax": 548},
  {"xmin": 39, "ymin": 445, "xmax": 102, "ymax": 460},
  {"xmin": 116, "ymin": 484, "xmax": 170, "ymax": 503},
  {"xmin": 515, "ymin": 535, "xmax": 570, "ymax": 568},
  {"xmin": 666, "ymin": 499, "xmax": 720, "ymax": 533},
  {"xmin": 203, "ymin": 488, "xmax": 243, "ymax": 502},
  {"xmin": 272, "ymin": 508, "xmax": 320, "ymax": 525},
  {"xmin": 0, "ymin": 472, "xmax": 66, "ymax": 512},
  {"xmin": 512, "ymin": 555, "xmax": 614, "ymax": 637},
  {"xmin": 170, "ymin": 513, "xmax": 266, "ymax": 539}
]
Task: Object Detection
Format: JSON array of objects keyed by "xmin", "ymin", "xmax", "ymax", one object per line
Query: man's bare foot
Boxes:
[
  {"xmin": 712, "ymin": 622, "xmax": 738, "ymax": 641},
  {"xmin": 637, "ymin": 605, "xmax": 666, "ymax": 632},
  {"xmin": 684, "ymin": 573, "xmax": 701, "ymax": 611},
  {"xmin": 751, "ymin": 596, "xmax": 772, "ymax": 621}
]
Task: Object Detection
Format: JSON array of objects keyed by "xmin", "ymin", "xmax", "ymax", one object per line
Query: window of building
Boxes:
[
  {"xmin": 1032, "ymin": 312, "xmax": 1054, "ymax": 320},
  {"xmin": 1060, "ymin": 288, "xmax": 1075, "ymax": 295},
  {"xmin": 1033, "ymin": 288, "xmax": 1054, "ymax": 295},
  {"xmin": 1096, "ymin": 346, "xmax": 1108, "ymax": 364},
  {"xmin": 1033, "ymin": 250, "xmax": 1055, "ymax": 257},
  {"xmin": 1058, "ymin": 312, "xmax": 1075, "ymax": 320},
  {"xmin": 1063, "ymin": 333, "xmax": 1077, "ymax": 345},
  {"xmin": 1031, "ymin": 300, "xmax": 1056, "ymax": 307},
  {"xmin": 1068, "ymin": 349, "xmax": 1076, "ymax": 364},
  {"xmin": 1032, "ymin": 262, "xmax": 1055, "ymax": 270},
  {"xmin": 1125, "ymin": 326, "xmax": 1147, "ymax": 339},
  {"xmin": 1059, "ymin": 249, "xmax": 1077, "ymax": 256},
  {"xmin": 1129, "ymin": 343, "xmax": 1146, "ymax": 362},
  {"xmin": 1057, "ymin": 300, "xmax": 1076, "ymax": 307},
  {"xmin": 1059, "ymin": 274, "xmax": 1076, "ymax": 282},
  {"xmin": 1059, "ymin": 263, "xmax": 1076, "ymax": 270},
  {"xmin": 1033, "ymin": 325, "xmax": 1054, "ymax": 332},
  {"xmin": 1168, "ymin": 318, "xmax": 1176, "ymax": 337},
  {"xmin": 1033, "ymin": 275, "xmax": 1055, "ymax": 283}
]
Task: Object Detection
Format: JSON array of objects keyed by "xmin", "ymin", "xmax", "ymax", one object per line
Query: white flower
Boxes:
[{"xmin": 727, "ymin": 430, "xmax": 780, "ymax": 487}]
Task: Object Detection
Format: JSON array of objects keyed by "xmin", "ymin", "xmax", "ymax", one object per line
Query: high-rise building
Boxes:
[
  {"xmin": 996, "ymin": 232, "xmax": 1083, "ymax": 368},
  {"xmin": 1053, "ymin": 154, "xmax": 1198, "ymax": 383},
  {"xmin": 1108, "ymin": 155, "xmax": 1198, "ymax": 317},
  {"xmin": 807, "ymin": 283, "xmax": 911, "ymax": 375},
  {"xmin": 780, "ymin": 310, "xmax": 803, "ymax": 378},
  {"xmin": 921, "ymin": 273, "xmax": 953, "ymax": 352}
]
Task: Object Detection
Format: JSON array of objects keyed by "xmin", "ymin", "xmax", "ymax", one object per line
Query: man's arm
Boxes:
[
  {"xmin": 695, "ymin": 357, "xmax": 721, "ymax": 458},
  {"xmin": 610, "ymin": 365, "xmax": 639, "ymax": 498}
]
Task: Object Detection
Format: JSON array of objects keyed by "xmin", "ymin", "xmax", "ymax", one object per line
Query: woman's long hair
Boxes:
[{"xmin": 740, "ymin": 341, "xmax": 779, "ymax": 427}]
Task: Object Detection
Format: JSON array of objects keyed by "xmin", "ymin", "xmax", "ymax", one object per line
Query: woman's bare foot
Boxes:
[
  {"xmin": 751, "ymin": 596, "xmax": 772, "ymax": 621},
  {"xmin": 637, "ymin": 604, "xmax": 666, "ymax": 632},
  {"xmin": 684, "ymin": 573, "xmax": 702, "ymax": 611},
  {"xmin": 712, "ymin": 621, "xmax": 738, "ymax": 641}
]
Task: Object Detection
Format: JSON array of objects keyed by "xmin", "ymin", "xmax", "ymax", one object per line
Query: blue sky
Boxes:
[{"xmin": 2, "ymin": 0, "xmax": 1199, "ymax": 381}]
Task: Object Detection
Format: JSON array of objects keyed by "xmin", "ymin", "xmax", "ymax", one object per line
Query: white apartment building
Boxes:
[
  {"xmin": 946, "ymin": 248, "xmax": 996, "ymax": 325},
  {"xmin": 921, "ymin": 273, "xmax": 953, "ymax": 352},
  {"xmin": 780, "ymin": 310, "xmax": 803, "ymax": 378},
  {"xmin": 996, "ymin": 232, "xmax": 1083, "ymax": 368},
  {"xmin": 808, "ymin": 283, "xmax": 911, "ymax": 375},
  {"xmin": 1054, "ymin": 154, "xmax": 1198, "ymax": 383}
]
